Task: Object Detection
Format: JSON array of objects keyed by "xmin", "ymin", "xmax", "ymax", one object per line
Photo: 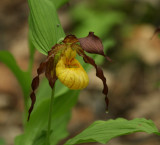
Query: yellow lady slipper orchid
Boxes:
[
  {"xmin": 56, "ymin": 47, "xmax": 89, "ymax": 90},
  {"xmin": 28, "ymin": 32, "xmax": 110, "ymax": 121}
]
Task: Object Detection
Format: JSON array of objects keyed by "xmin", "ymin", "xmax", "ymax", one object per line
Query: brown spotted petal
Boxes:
[
  {"xmin": 77, "ymin": 49, "xmax": 109, "ymax": 111},
  {"xmin": 45, "ymin": 56, "xmax": 57, "ymax": 88},
  {"xmin": 28, "ymin": 61, "xmax": 46, "ymax": 121},
  {"xmin": 78, "ymin": 32, "xmax": 111, "ymax": 62}
]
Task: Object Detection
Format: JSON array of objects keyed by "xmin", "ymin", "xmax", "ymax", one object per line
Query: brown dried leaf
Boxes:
[
  {"xmin": 28, "ymin": 61, "xmax": 46, "ymax": 121},
  {"xmin": 78, "ymin": 32, "xmax": 111, "ymax": 62},
  {"xmin": 77, "ymin": 49, "xmax": 109, "ymax": 111}
]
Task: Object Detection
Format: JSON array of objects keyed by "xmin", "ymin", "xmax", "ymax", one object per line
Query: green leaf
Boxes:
[
  {"xmin": 50, "ymin": 112, "xmax": 71, "ymax": 145},
  {"xmin": 32, "ymin": 130, "xmax": 46, "ymax": 145},
  {"xmin": 28, "ymin": 0, "xmax": 65, "ymax": 55},
  {"xmin": 0, "ymin": 51, "xmax": 31, "ymax": 108},
  {"xmin": 65, "ymin": 118, "xmax": 160, "ymax": 145},
  {"xmin": 27, "ymin": 90, "xmax": 79, "ymax": 130},
  {"xmin": 15, "ymin": 87, "xmax": 79, "ymax": 145},
  {"xmin": 28, "ymin": 28, "xmax": 35, "ymax": 72},
  {"xmin": 51, "ymin": 0, "xmax": 70, "ymax": 9},
  {"xmin": 0, "ymin": 138, "xmax": 5, "ymax": 145},
  {"xmin": 35, "ymin": 79, "xmax": 69, "ymax": 106},
  {"xmin": 31, "ymin": 112, "xmax": 70, "ymax": 145},
  {"xmin": 71, "ymin": 4, "xmax": 126, "ymax": 37},
  {"xmin": 15, "ymin": 113, "xmax": 70, "ymax": 145}
]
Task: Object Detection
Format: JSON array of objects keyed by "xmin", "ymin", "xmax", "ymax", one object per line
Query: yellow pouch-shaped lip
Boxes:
[{"xmin": 56, "ymin": 57, "xmax": 89, "ymax": 90}]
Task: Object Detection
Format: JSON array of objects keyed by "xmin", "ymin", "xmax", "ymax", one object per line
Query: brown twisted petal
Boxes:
[
  {"xmin": 77, "ymin": 48, "xmax": 109, "ymax": 112},
  {"xmin": 45, "ymin": 56, "xmax": 57, "ymax": 88},
  {"xmin": 78, "ymin": 32, "xmax": 111, "ymax": 62},
  {"xmin": 28, "ymin": 44, "xmax": 65, "ymax": 121},
  {"xmin": 28, "ymin": 61, "xmax": 46, "ymax": 121}
]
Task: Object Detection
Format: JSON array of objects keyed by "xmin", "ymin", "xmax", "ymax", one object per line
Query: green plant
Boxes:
[{"xmin": 0, "ymin": 0, "xmax": 160, "ymax": 145}]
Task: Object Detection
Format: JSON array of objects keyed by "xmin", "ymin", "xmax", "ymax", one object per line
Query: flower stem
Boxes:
[{"xmin": 46, "ymin": 86, "xmax": 55, "ymax": 145}]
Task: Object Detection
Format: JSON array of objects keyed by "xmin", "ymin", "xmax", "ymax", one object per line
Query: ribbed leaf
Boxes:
[
  {"xmin": 31, "ymin": 112, "xmax": 70, "ymax": 145},
  {"xmin": 15, "ymin": 86, "xmax": 79, "ymax": 145},
  {"xmin": 28, "ymin": 0, "xmax": 65, "ymax": 55},
  {"xmin": 65, "ymin": 118, "xmax": 160, "ymax": 145}
]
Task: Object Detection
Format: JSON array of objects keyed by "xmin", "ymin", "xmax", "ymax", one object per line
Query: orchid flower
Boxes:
[{"xmin": 28, "ymin": 32, "xmax": 111, "ymax": 120}]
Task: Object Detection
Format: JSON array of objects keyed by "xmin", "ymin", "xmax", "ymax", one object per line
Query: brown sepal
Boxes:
[
  {"xmin": 78, "ymin": 32, "xmax": 111, "ymax": 62},
  {"xmin": 28, "ymin": 61, "xmax": 46, "ymax": 121},
  {"xmin": 48, "ymin": 44, "xmax": 59, "ymax": 56},
  {"xmin": 77, "ymin": 48, "xmax": 109, "ymax": 111},
  {"xmin": 63, "ymin": 35, "xmax": 79, "ymax": 44}
]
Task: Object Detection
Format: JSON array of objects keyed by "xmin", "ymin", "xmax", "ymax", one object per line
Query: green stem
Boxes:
[{"xmin": 46, "ymin": 86, "xmax": 55, "ymax": 145}]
